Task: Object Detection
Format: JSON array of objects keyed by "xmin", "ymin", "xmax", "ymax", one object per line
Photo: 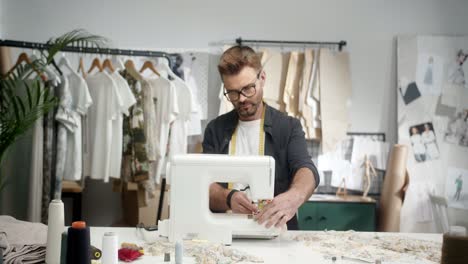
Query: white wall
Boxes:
[
  {"xmin": 0, "ymin": 0, "xmax": 4, "ymax": 38},
  {"xmin": 3, "ymin": 0, "xmax": 468, "ymax": 143},
  {"xmin": 2, "ymin": 0, "xmax": 468, "ymax": 226}
]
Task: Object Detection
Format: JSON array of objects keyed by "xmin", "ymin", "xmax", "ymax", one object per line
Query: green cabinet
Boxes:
[{"xmin": 298, "ymin": 196, "xmax": 376, "ymax": 231}]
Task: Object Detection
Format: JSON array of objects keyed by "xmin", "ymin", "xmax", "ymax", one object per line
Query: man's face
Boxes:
[{"xmin": 223, "ymin": 66, "xmax": 265, "ymax": 120}]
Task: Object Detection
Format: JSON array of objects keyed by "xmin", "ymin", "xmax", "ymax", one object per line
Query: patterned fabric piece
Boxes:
[
  {"xmin": 120, "ymin": 70, "xmax": 150, "ymax": 183},
  {"xmin": 54, "ymin": 76, "xmax": 75, "ymax": 200},
  {"xmin": 41, "ymin": 81, "xmax": 59, "ymax": 224}
]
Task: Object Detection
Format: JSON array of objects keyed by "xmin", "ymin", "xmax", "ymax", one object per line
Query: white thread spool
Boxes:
[
  {"xmin": 102, "ymin": 232, "xmax": 118, "ymax": 264},
  {"xmin": 175, "ymin": 240, "xmax": 183, "ymax": 264},
  {"xmin": 45, "ymin": 199, "xmax": 64, "ymax": 264}
]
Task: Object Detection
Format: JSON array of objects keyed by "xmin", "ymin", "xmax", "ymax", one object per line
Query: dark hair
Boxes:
[{"xmin": 218, "ymin": 46, "xmax": 261, "ymax": 77}]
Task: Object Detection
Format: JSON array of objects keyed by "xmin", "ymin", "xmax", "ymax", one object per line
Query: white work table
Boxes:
[{"xmin": 89, "ymin": 227, "xmax": 442, "ymax": 264}]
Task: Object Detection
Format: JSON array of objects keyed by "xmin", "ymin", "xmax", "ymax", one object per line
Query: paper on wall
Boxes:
[
  {"xmin": 446, "ymin": 167, "xmax": 468, "ymax": 210},
  {"xmin": 441, "ymin": 83, "xmax": 468, "ymax": 110},
  {"xmin": 330, "ymin": 160, "xmax": 354, "ymax": 189},
  {"xmin": 318, "ymin": 143, "xmax": 346, "ymax": 187},
  {"xmin": 319, "ymin": 49, "xmax": 352, "ymax": 153},
  {"xmin": 416, "ymin": 54, "xmax": 444, "ymax": 95},
  {"xmin": 351, "ymin": 137, "xmax": 390, "ymax": 170},
  {"xmin": 412, "ymin": 183, "xmax": 434, "ymax": 223}
]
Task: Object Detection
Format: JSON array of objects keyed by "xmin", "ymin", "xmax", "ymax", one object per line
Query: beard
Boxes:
[{"xmin": 235, "ymin": 100, "xmax": 260, "ymax": 118}]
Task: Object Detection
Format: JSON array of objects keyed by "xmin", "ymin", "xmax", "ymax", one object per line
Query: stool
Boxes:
[{"xmin": 62, "ymin": 181, "xmax": 83, "ymax": 222}]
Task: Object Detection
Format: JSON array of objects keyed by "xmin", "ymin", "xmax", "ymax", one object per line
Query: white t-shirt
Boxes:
[
  {"xmin": 85, "ymin": 72, "xmax": 121, "ymax": 182},
  {"xmin": 57, "ymin": 72, "xmax": 93, "ymax": 181},
  {"xmin": 183, "ymin": 67, "xmax": 202, "ymax": 136},
  {"xmin": 108, "ymin": 72, "xmax": 136, "ymax": 179},
  {"xmin": 168, "ymin": 78, "xmax": 193, "ymax": 158},
  {"xmin": 229, "ymin": 119, "xmax": 264, "ymax": 193},
  {"xmin": 145, "ymin": 77, "xmax": 179, "ymax": 183}
]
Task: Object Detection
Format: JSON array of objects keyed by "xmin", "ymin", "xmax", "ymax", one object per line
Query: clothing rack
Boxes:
[
  {"xmin": 235, "ymin": 37, "xmax": 347, "ymax": 51},
  {"xmin": 1, "ymin": 38, "xmax": 176, "ymax": 225},
  {"xmin": 0, "ymin": 39, "xmax": 174, "ymax": 67}
]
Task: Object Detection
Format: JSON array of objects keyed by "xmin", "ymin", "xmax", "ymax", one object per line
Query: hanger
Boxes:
[
  {"xmin": 102, "ymin": 58, "xmax": 115, "ymax": 73},
  {"xmin": 30, "ymin": 53, "xmax": 61, "ymax": 85},
  {"xmin": 124, "ymin": 59, "xmax": 143, "ymax": 80},
  {"xmin": 139, "ymin": 60, "xmax": 160, "ymax": 76},
  {"xmin": 87, "ymin": 57, "xmax": 103, "ymax": 74},
  {"xmin": 58, "ymin": 54, "xmax": 75, "ymax": 73},
  {"xmin": 6, "ymin": 52, "xmax": 47, "ymax": 81},
  {"xmin": 111, "ymin": 55, "xmax": 125, "ymax": 71},
  {"xmin": 156, "ymin": 58, "xmax": 179, "ymax": 80},
  {"xmin": 78, "ymin": 57, "xmax": 87, "ymax": 78}
]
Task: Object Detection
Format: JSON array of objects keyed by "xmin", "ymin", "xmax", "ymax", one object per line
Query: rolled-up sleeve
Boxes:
[{"xmin": 287, "ymin": 118, "xmax": 320, "ymax": 187}]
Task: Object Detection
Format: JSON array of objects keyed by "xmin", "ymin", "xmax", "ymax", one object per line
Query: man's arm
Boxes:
[
  {"xmin": 255, "ymin": 167, "xmax": 316, "ymax": 228},
  {"xmin": 204, "ymin": 121, "xmax": 258, "ymax": 214},
  {"xmin": 289, "ymin": 167, "xmax": 316, "ymax": 205},
  {"xmin": 209, "ymin": 183, "xmax": 231, "ymax": 212},
  {"xmin": 255, "ymin": 118, "xmax": 318, "ymax": 228},
  {"xmin": 210, "ymin": 183, "xmax": 258, "ymax": 214}
]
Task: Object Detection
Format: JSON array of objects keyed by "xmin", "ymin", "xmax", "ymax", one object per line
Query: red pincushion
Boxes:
[{"xmin": 118, "ymin": 248, "xmax": 143, "ymax": 262}]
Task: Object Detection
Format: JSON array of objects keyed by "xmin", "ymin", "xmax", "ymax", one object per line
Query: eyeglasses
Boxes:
[{"xmin": 223, "ymin": 72, "xmax": 260, "ymax": 102}]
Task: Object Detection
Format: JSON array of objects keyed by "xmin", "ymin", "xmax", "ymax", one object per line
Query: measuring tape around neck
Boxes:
[{"xmin": 228, "ymin": 103, "xmax": 266, "ymax": 190}]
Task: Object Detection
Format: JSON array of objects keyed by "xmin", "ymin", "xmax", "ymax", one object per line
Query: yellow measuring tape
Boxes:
[{"xmin": 228, "ymin": 103, "xmax": 266, "ymax": 189}]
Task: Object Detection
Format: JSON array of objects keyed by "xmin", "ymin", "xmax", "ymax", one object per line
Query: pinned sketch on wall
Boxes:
[
  {"xmin": 399, "ymin": 80, "xmax": 421, "ymax": 105},
  {"xmin": 446, "ymin": 167, "xmax": 468, "ymax": 210},
  {"xmin": 435, "ymin": 96, "xmax": 457, "ymax": 117},
  {"xmin": 409, "ymin": 122, "xmax": 440, "ymax": 162},
  {"xmin": 444, "ymin": 109, "xmax": 468, "ymax": 147},
  {"xmin": 416, "ymin": 54, "xmax": 444, "ymax": 95},
  {"xmin": 447, "ymin": 50, "xmax": 468, "ymax": 88}
]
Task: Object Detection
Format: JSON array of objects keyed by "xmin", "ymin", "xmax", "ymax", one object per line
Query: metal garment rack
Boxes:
[
  {"xmin": 1, "ymin": 38, "xmax": 175, "ymax": 225},
  {"xmin": 0, "ymin": 39, "xmax": 174, "ymax": 67},
  {"xmin": 235, "ymin": 37, "xmax": 347, "ymax": 51}
]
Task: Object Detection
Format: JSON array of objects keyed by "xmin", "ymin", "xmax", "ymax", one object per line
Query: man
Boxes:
[{"xmin": 202, "ymin": 46, "xmax": 319, "ymax": 230}]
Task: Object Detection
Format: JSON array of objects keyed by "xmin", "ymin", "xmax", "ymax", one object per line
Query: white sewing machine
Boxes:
[{"xmin": 157, "ymin": 154, "xmax": 280, "ymax": 245}]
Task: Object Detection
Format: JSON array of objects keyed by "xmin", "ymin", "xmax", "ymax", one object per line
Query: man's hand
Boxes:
[
  {"xmin": 254, "ymin": 190, "xmax": 304, "ymax": 228},
  {"xmin": 230, "ymin": 191, "xmax": 258, "ymax": 214}
]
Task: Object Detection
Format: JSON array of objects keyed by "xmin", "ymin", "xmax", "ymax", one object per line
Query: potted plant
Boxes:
[{"xmin": 0, "ymin": 29, "xmax": 106, "ymax": 193}]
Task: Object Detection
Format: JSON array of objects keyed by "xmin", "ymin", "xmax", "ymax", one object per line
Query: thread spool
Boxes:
[
  {"xmin": 66, "ymin": 221, "xmax": 91, "ymax": 264},
  {"xmin": 60, "ymin": 232, "xmax": 67, "ymax": 264},
  {"xmin": 101, "ymin": 232, "xmax": 118, "ymax": 264},
  {"xmin": 441, "ymin": 233, "xmax": 468, "ymax": 264},
  {"xmin": 46, "ymin": 199, "xmax": 65, "ymax": 264},
  {"xmin": 175, "ymin": 240, "xmax": 183, "ymax": 264},
  {"xmin": 164, "ymin": 252, "xmax": 170, "ymax": 262}
]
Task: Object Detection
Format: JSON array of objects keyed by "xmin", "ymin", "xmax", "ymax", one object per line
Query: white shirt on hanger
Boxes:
[
  {"xmin": 145, "ymin": 76, "xmax": 179, "ymax": 183},
  {"xmin": 108, "ymin": 71, "xmax": 136, "ymax": 179},
  {"xmin": 56, "ymin": 72, "xmax": 93, "ymax": 181},
  {"xmin": 183, "ymin": 67, "xmax": 202, "ymax": 136},
  {"xmin": 85, "ymin": 72, "xmax": 121, "ymax": 182},
  {"xmin": 168, "ymin": 78, "xmax": 193, "ymax": 158}
]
